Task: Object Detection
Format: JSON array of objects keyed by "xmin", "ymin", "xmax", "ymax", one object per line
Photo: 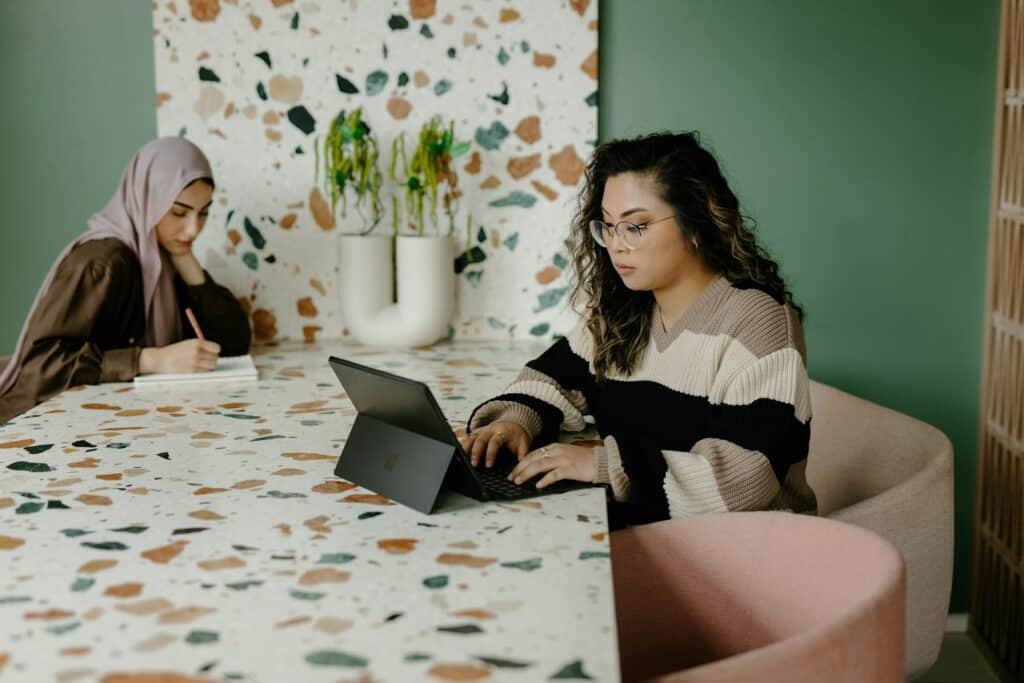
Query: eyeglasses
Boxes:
[{"xmin": 588, "ymin": 215, "xmax": 675, "ymax": 251}]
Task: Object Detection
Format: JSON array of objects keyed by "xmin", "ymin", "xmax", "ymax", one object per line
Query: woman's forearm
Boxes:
[
  {"xmin": 138, "ymin": 348, "xmax": 162, "ymax": 374},
  {"xmin": 169, "ymin": 252, "xmax": 206, "ymax": 285}
]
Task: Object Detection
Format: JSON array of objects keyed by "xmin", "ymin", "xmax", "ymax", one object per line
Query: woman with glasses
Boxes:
[
  {"xmin": 0, "ymin": 138, "xmax": 251, "ymax": 424},
  {"xmin": 459, "ymin": 131, "xmax": 815, "ymax": 526}
]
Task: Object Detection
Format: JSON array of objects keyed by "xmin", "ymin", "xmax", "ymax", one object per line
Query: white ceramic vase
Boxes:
[{"xmin": 338, "ymin": 234, "xmax": 455, "ymax": 347}]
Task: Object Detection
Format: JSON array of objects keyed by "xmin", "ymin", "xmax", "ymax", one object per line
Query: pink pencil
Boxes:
[{"xmin": 184, "ymin": 307, "xmax": 205, "ymax": 341}]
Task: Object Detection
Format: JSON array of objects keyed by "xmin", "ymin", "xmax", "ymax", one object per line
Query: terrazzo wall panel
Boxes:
[{"xmin": 154, "ymin": 0, "xmax": 598, "ymax": 343}]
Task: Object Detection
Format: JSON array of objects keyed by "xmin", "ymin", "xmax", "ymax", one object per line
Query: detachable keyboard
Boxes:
[{"xmin": 474, "ymin": 459, "xmax": 583, "ymax": 499}]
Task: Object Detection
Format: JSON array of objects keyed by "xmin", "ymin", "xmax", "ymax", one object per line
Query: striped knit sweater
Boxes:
[{"xmin": 468, "ymin": 276, "xmax": 817, "ymax": 524}]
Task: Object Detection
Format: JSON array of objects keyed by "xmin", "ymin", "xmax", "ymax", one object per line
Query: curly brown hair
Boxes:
[{"xmin": 569, "ymin": 131, "xmax": 803, "ymax": 381}]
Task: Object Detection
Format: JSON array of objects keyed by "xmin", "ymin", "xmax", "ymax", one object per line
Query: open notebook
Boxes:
[{"xmin": 133, "ymin": 355, "xmax": 258, "ymax": 386}]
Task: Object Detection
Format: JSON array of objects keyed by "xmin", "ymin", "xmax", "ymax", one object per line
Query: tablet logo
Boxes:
[{"xmin": 383, "ymin": 452, "xmax": 399, "ymax": 471}]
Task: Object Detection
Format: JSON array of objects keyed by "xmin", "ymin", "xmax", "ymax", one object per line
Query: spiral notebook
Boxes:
[{"xmin": 133, "ymin": 355, "xmax": 258, "ymax": 386}]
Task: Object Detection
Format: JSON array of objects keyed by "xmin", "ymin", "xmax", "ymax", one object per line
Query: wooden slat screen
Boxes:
[{"xmin": 972, "ymin": 0, "xmax": 1024, "ymax": 677}]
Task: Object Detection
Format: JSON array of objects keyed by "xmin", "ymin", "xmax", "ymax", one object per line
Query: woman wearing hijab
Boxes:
[{"xmin": 0, "ymin": 137, "xmax": 251, "ymax": 423}]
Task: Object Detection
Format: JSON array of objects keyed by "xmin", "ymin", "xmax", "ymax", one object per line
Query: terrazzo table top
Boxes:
[{"xmin": 0, "ymin": 340, "xmax": 619, "ymax": 683}]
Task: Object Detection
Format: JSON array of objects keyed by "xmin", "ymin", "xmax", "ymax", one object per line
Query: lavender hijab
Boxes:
[{"xmin": 0, "ymin": 137, "xmax": 214, "ymax": 395}]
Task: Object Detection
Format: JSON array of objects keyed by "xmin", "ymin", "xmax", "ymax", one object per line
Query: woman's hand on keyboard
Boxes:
[
  {"xmin": 460, "ymin": 421, "xmax": 530, "ymax": 468},
  {"xmin": 507, "ymin": 443, "xmax": 598, "ymax": 490}
]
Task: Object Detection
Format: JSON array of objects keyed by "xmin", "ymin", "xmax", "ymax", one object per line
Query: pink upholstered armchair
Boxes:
[
  {"xmin": 806, "ymin": 380, "xmax": 954, "ymax": 678},
  {"xmin": 612, "ymin": 511, "xmax": 906, "ymax": 682}
]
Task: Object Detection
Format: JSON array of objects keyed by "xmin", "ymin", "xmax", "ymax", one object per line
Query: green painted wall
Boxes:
[
  {"xmin": 0, "ymin": 0, "xmax": 157, "ymax": 345},
  {"xmin": 0, "ymin": 0, "xmax": 1000, "ymax": 611},
  {"xmin": 600, "ymin": 0, "xmax": 999, "ymax": 612}
]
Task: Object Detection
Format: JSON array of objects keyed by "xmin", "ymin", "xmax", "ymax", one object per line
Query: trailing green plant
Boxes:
[
  {"xmin": 389, "ymin": 115, "xmax": 471, "ymax": 236},
  {"xmin": 315, "ymin": 107, "xmax": 384, "ymax": 234}
]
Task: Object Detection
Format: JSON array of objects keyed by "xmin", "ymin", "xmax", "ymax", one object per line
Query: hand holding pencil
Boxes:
[{"xmin": 137, "ymin": 308, "xmax": 222, "ymax": 375}]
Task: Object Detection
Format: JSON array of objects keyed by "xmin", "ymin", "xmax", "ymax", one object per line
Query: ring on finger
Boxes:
[{"xmin": 540, "ymin": 447, "xmax": 551, "ymax": 458}]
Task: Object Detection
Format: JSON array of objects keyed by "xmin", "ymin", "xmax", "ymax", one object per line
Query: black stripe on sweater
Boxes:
[
  {"xmin": 525, "ymin": 336, "xmax": 595, "ymax": 396},
  {"xmin": 608, "ymin": 429, "xmax": 671, "ymax": 524},
  {"xmin": 595, "ymin": 379, "xmax": 809, "ymax": 486},
  {"xmin": 524, "ymin": 337, "xmax": 809, "ymax": 483}
]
